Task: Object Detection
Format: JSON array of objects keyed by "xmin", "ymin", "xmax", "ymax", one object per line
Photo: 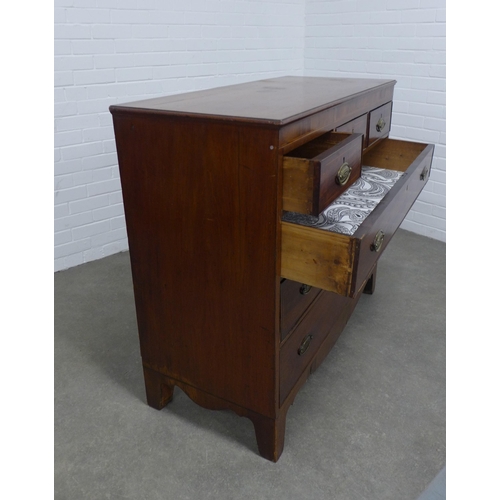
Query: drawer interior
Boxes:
[
  {"xmin": 281, "ymin": 138, "xmax": 434, "ymax": 297},
  {"xmin": 285, "ymin": 131, "xmax": 351, "ymax": 160},
  {"xmin": 283, "ymin": 138, "xmax": 430, "ymax": 234},
  {"xmin": 282, "ymin": 165, "xmax": 404, "ymax": 237},
  {"xmin": 362, "ymin": 138, "xmax": 428, "ymax": 172}
]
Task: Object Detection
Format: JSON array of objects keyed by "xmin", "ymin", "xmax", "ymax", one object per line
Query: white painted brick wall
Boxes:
[
  {"xmin": 305, "ymin": 0, "xmax": 446, "ymax": 242},
  {"xmin": 54, "ymin": 0, "xmax": 306, "ymax": 271},
  {"xmin": 55, "ymin": 0, "xmax": 446, "ymax": 271}
]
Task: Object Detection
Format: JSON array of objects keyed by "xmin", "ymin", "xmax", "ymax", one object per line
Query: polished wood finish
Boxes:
[
  {"xmin": 279, "ymin": 82, "xmax": 395, "ymax": 152},
  {"xmin": 280, "ymin": 266, "xmax": 376, "ymax": 411},
  {"xmin": 280, "ymin": 288, "xmax": 345, "ymax": 405},
  {"xmin": 362, "ymin": 265, "xmax": 378, "ymax": 295},
  {"xmin": 283, "ymin": 132, "xmax": 363, "ymax": 215},
  {"xmin": 352, "ymin": 142, "xmax": 434, "ymax": 293},
  {"xmin": 110, "ymin": 76, "xmax": 433, "ymax": 462},
  {"xmin": 367, "ymin": 101, "xmax": 392, "ymax": 147},
  {"xmin": 280, "ymin": 279, "xmax": 321, "ymax": 342},
  {"xmin": 112, "ymin": 112, "xmax": 279, "ymax": 418},
  {"xmin": 113, "ymin": 76, "xmax": 395, "ymax": 126},
  {"xmin": 336, "ymin": 113, "xmax": 368, "ymax": 148},
  {"xmin": 143, "ymin": 364, "xmax": 288, "ymax": 462},
  {"xmin": 281, "ymin": 139, "xmax": 434, "ymax": 298}
]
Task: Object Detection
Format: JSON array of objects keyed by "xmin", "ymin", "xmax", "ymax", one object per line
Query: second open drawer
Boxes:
[{"xmin": 281, "ymin": 138, "xmax": 434, "ymax": 298}]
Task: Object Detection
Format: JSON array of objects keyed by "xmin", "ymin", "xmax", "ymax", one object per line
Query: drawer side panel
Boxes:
[
  {"xmin": 281, "ymin": 222, "xmax": 354, "ymax": 296},
  {"xmin": 282, "ymin": 157, "xmax": 317, "ymax": 214}
]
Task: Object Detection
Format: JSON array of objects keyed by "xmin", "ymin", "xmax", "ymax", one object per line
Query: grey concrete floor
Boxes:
[{"xmin": 55, "ymin": 229, "xmax": 445, "ymax": 500}]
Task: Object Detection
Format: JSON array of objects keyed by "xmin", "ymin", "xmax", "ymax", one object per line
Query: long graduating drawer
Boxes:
[
  {"xmin": 283, "ymin": 132, "xmax": 363, "ymax": 216},
  {"xmin": 279, "ymin": 269, "xmax": 372, "ymax": 407},
  {"xmin": 281, "ymin": 138, "xmax": 434, "ymax": 298}
]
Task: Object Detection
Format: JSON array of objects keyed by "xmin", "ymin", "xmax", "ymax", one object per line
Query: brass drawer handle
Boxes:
[
  {"xmin": 370, "ymin": 230, "xmax": 384, "ymax": 252},
  {"xmin": 335, "ymin": 162, "xmax": 352, "ymax": 186},
  {"xmin": 420, "ymin": 166, "xmax": 429, "ymax": 181},
  {"xmin": 376, "ymin": 117, "xmax": 386, "ymax": 132},
  {"xmin": 299, "ymin": 284, "xmax": 312, "ymax": 295},
  {"xmin": 298, "ymin": 335, "xmax": 313, "ymax": 356}
]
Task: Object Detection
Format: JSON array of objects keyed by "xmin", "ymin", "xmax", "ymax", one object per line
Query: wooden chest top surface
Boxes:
[{"xmin": 110, "ymin": 76, "xmax": 395, "ymax": 125}]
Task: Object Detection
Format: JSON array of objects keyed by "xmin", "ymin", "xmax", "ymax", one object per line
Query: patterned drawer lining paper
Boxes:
[{"xmin": 282, "ymin": 166, "xmax": 404, "ymax": 236}]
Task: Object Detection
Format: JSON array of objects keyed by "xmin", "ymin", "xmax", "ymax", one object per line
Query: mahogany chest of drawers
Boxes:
[{"xmin": 110, "ymin": 76, "xmax": 434, "ymax": 461}]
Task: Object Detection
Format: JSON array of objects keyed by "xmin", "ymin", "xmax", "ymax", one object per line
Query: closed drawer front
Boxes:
[
  {"xmin": 281, "ymin": 138, "xmax": 434, "ymax": 297},
  {"xmin": 283, "ymin": 132, "xmax": 363, "ymax": 216},
  {"xmin": 280, "ymin": 279, "xmax": 321, "ymax": 342},
  {"xmin": 335, "ymin": 114, "xmax": 368, "ymax": 149},
  {"xmin": 367, "ymin": 102, "xmax": 392, "ymax": 147},
  {"xmin": 279, "ymin": 277, "xmax": 369, "ymax": 407},
  {"xmin": 280, "ymin": 292, "xmax": 357, "ymax": 405},
  {"xmin": 280, "ymin": 289, "xmax": 335, "ymax": 405}
]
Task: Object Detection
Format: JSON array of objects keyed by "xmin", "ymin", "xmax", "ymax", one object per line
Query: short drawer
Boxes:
[
  {"xmin": 335, "ymin": 114, "xmax": 368, "ymax": 148},
  {"xmin": 283, "ymin": 132, "xmax": 363, "ymax": 216},
  {"xmin": 281, "ymin": 138, "xmax": 434, "ymax": 298},
  {"xmin": 367, "ymin": 102, "xmax": 392, "ymax": 147},
  {"xmin": 280, "ymin": 279, "xmax": 321, "ymax": 342}
]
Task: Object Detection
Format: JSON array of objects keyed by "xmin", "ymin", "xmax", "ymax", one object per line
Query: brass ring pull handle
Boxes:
[
  {"xmin": 420, "ymin": 166, "xmax": 429, "ymax": 181},
  {"xmin": 298, "ymin": 335, "xmax": 313, "ymax": 356},
  {"xmin": 370, "ymin": 230, "xmax": 385, "ymax": 252},
  {"xmin": 299, "ymin": 284, "xmax": 312, "ymax": 295},
  {"xmin": 335, "ymin": 162, "xmax": 352, "ymax": 186},
  {"xmin": 376, "ymin": 117, "xmax": 386, "ymax": 132}
]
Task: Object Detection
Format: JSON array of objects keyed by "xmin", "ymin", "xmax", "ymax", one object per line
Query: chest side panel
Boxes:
[{"xmin": 112, "ymin": 112, "xmax": 279, "ymax": 417}]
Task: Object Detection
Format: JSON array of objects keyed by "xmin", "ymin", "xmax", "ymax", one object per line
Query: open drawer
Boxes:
[
  {"xmin": 281, "ymin": 138, "xmax": 434, "ymax": 298},
  {"xmin": 282, "ymin": 132, "xmax": 363, "ymax": 216}
]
